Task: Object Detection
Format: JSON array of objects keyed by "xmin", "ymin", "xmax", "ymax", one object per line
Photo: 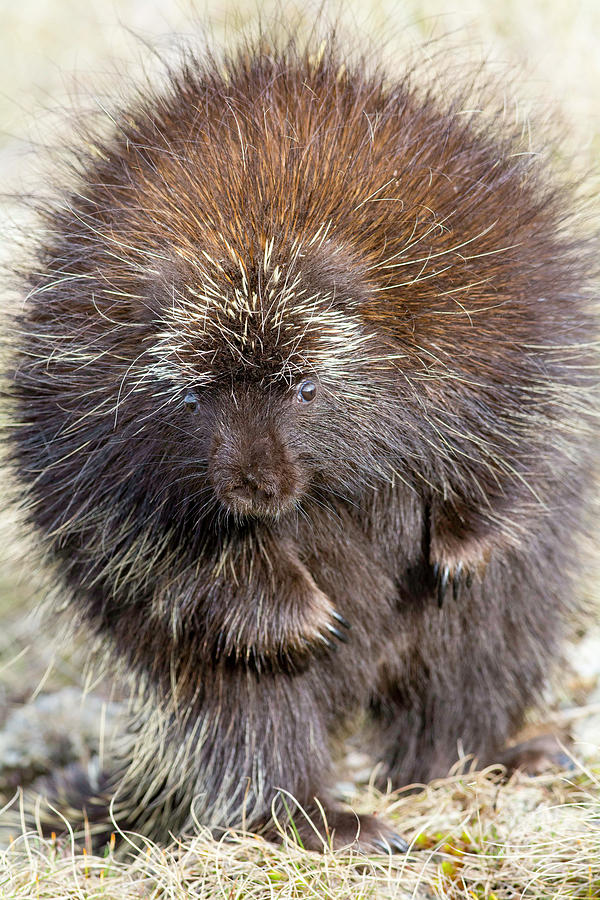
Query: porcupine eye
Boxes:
[
  {"xmin": 296, "ymin": 380, "xmax": 317, "ymax": 404},
  {"xmin": 183, "ymin": 391, "xmax": 200, "ymax": 413}
]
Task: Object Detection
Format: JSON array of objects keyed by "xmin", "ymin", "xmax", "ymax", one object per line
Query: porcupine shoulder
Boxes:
[{"xmin": 3, "ymin": 30, "xmax": 598, "ymax": 852}]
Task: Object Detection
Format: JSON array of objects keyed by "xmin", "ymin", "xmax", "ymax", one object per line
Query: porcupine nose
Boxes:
[
  {"xmin": 236, "ymin": 462, "xmax": 279, "ymax": 505},
  {"xmin": 212, "ymin": 430, "xmax": 300, "ymax": 516}
]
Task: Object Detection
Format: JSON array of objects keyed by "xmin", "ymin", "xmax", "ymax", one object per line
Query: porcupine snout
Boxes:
[{"xmin": 209, "ymin": 415, "xmax": 305, "ymax": 519}]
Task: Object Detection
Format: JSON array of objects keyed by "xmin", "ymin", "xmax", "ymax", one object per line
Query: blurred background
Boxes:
[{"xmin": 0, "ymin": 0, "xmax": 598, "ymax": 792}]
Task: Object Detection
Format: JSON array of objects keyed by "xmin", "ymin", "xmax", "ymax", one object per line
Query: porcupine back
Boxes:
[{"xmin": 3, "ymin": 32, "xmax": 598, "ymax": 846}]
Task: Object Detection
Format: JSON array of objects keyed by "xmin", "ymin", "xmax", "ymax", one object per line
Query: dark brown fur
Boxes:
[{"xmin": 3, "ymin": 32, "xmax": 598, "ymax": 851}]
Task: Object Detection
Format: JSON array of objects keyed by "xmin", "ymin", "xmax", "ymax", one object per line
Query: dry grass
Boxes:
[{"xmin": 2, "ymin": 762, "xmax": 600, "ymax": 899}]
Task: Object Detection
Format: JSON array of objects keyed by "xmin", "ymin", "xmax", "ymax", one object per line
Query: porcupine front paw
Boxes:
[
  {"xmin": 259, "ymin": 580, "xmax": 351, "ymax": 666},
  {"xmin": 271, "ymin": 545, "xmax": 352, "ymax": 659},
  {"xmin": 293, "ymin": 585, "xmax": 351, "ymax": 655},
  {"xmin": 214, "ymin": 560, "xmax": 350, "ymax": 666}
]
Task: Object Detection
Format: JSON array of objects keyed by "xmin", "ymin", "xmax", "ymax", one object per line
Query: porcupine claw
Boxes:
[
  {"xmin": 315, "ymin": 610, "xmax": 351, "ymax": 651},
  {"xmin": 434, "ymin": 562, "xmax": 470, "ymax": 606},
  {"xmin": 452, "ymin": 562, "xmax": 463, "ymax": 602},
  {"xmin": 331, "ymin": 610, "xmax": 351, "ymax": 630},
  {"xmin": 317, "ymin": 633, "xmax": 334, "ymax": 650},
  {"xmin": 325, "ymin": 622, "xmax": 349, "ymax": 643},
  {"xmin": 437, "ymin": 565, "xmax": 450, "ymax": 608},
  {"xmin": 371, "ymin": 833, "xmax": 410, "ymax": 854}
]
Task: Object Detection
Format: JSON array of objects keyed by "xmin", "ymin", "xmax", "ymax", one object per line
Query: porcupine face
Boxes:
[
  {"xmin": 147, "ymin": 248, "xmax": 396, "ymax": 524},
  {"xmin": 203, "ymin": 379, "xmax": 311, "ymax": 520}
]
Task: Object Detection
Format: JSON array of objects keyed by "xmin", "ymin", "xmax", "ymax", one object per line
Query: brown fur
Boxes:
[{"xmin": 3, "ymin": 31, "xmax": 598, "ymax": 852}]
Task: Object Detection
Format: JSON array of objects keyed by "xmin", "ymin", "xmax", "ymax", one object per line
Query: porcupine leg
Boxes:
[
  {"xmin": 372, "ymin": 546, "xmax": 570, "ymax": 787},
  {"xmin": 135, "ymin": 669, "xmax": 410, "ymax": 853},
  {"xmin": 199, "ymin": 675, "xmax": 407, "ymax": 853},
  {"xmin": 1, "ymin": 683, "xmax": 407, "ymax": 854}
]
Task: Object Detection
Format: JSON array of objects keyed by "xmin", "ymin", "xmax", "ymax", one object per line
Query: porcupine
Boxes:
[{"xmin": 3, "ymin": 31, "xmax": 598, "ymax": 853}]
